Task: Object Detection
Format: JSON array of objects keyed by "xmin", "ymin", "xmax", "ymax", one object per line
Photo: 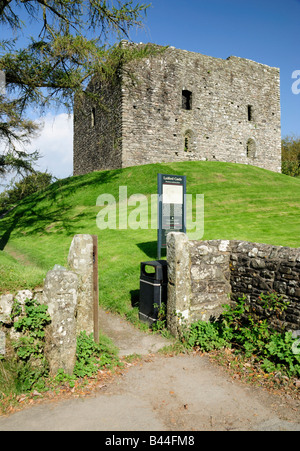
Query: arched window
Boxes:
[
  {"xmin": 246, "ymin": 138, "xmax": 256, "ymax": 158},
  {"xmin": 184, "ymin": 130, "xmax": 194, "ymax": 153},
  {"xmin": 184, "ymin": 137, "xmax": 189, "ymax": 152}
]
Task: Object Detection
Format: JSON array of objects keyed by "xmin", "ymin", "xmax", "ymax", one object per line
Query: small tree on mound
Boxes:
[
  {"xmin": 0, "ymin": 171, "xmax": 54, "ymax": 213},
  {"xmin": 282, "ymin": 135, "xmax": 300, "ymax": 177}
]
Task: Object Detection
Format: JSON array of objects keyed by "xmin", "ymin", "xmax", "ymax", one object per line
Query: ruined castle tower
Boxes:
[{"xmin": 73, "ymin": 44, "xmax": 281, "ymax": 175}]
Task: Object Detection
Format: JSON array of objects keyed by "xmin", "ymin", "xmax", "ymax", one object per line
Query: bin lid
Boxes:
[
  {"xmin": 141, "ymin": 260, "xmax": 167, "ymax": 267},
  {"xmin": 140, "ymin": 260, "xmax": 168, "ymax": 281}
]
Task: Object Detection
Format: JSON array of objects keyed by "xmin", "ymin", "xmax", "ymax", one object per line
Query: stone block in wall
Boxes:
[
  {"xmin": 0, "ymin": 290, "xmax": 42, "ymax": 356},
  {"xmin": 0, "ymin": 294, "xmax": 14, "ymax": 324},
  {"xmin": 0, "ymin": 330, "xmax": 5, "ymax": 355},
  {"xmin": 166, "ymin": 232, "xmax": 191, "ymax": 336},
  {"xmin": 68, "ymin": 234, "xmax": 96, "ymax": 337},
  {"xmin": 0, "ymin": 289, "xmax": 45, "ymax": 326},
  {"xmin": 15, "ymin": 290, "xmax": 34, "ymax": 316},
  {"xmin": 166, "ymin": 235, "xmax": 233, "ymax": 329},
  {"xmin": 189, "ymin": 240, "xmax": 231, "ymax": 322},
  {"xmin": 15, "ymin": 289, "xmax": 34, "ymax": 304},
  {"xmin": 43, "ymin": 267, "xmax": 78, "ymax": 375}
]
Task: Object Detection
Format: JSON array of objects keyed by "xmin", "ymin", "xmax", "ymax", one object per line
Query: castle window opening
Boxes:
[
  {"xmin": 184, "ymin": 130, "xmax": 194, "ymax": 153},
  {"xmin": 182, "ymin": 90, "xmax": 192, "ymax": 110},
  {"xmin": 184, "ymin": 137, "xmax": 189, "ymax": 152},
  {"xmin": 91, "ymin": 107, "xmax": 96, "ymax": 128},
  {"xmin": 246, "ymin": 138, "xmax": 256, "ymax": 158},
  {"xmin": 247, "ymin": 105, "xmax": 253, "ymax": 122}
]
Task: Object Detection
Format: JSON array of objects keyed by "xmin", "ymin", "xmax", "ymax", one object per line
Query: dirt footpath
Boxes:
[{"xmin": 0, "ymin": 309, "xmax": 299, "ymax": 431}]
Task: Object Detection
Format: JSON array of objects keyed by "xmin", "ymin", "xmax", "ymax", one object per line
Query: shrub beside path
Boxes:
[{"xmin": 0, "ymin": 308, "xmax": 299, "ymax": 431}]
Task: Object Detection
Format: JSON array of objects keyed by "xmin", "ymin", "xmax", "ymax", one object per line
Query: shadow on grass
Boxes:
[
  {"xmin": 0, "ymin": 169, "xmax": 122, "ymax": 250},
  {"xmin": 130, "ymin": 289, "xmax": 140, "ymax": 308},
  {"xmin": 0, "ymin": 213, "xmax": 20, "ymax": 251},
  {"xmin": 0, "ymin": 203, "xmax": 74, "ymax": 250},
  {"xmin": 136, "ymin": 241, "xmax": 158, "ymax": 260}
]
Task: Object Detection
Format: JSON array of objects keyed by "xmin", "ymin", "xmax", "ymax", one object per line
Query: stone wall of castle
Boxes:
[
  {"xmin": 121, "ymin": 47, "xmax": 281, "ymax": 173},
  {"xmin": 73, "ymin": 77, "xmax": 123, "ymax": 175},
  {"xmin": 73, "ymin": 45, "xmax": 282, "ymax": 175}
]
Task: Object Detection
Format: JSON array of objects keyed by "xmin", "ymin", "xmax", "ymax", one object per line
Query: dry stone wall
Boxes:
[
  {"xmin": 230, "ymin": 241, "xmax": 300, "ymax": 331},
  {"xmin": 166, "ymin": 233, "xmax": 300, "ymax": 335}
]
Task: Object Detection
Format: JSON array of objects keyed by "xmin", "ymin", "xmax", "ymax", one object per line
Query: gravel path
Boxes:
[{"xmin": 0, "ymin": 309, "xmax": 299, "ymax": 431}]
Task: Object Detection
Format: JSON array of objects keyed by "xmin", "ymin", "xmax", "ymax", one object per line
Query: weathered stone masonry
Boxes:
[
  {"xmin": 74, "ymin": 43, "xmax": 281, "ymax": 175},
  {"xmin": 0, "ymin": 235, "xmax": 98, "ymax": 375},
  {"xmin": 230, "ymin": 240, "xmax": 300, "ymax": 331},
  {"xmin": 166, "ymin": 233, "xmax": 300, "ymax": 335},
  {"xmin": 74, "ymin": 77, "xmax": 123, "ymax": 175}
]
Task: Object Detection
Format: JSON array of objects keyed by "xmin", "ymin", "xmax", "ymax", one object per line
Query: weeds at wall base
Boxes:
[
  {"xmin": 0, "ymin": 361, "xmax": 128, "ymax": 416},
  {"xmin": 152, "ymin": 293, "xmax": 300, "ymax": 399},
  {"xmin": 206, "ymin": 348, "xmax": 300, "ymax": 400},
  {"xmin": 0, "ymin": 301, "xmax": 123, "ymax": 415}
]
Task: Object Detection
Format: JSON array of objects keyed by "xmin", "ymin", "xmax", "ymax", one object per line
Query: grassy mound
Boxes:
[{"xmin": 0, "ymin": 161, "xmax": 299, "ymax": 321}]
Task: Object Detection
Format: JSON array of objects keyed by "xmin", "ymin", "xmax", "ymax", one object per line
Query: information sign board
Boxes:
[{"xmin": 157, "ymin": 173, "xmax": 186, "ymax": 259}]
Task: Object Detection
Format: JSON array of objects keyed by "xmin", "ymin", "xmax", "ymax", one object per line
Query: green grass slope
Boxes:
[{"xmin": 0, "ymin": 161, "xmax": 299, "ymax": 321}]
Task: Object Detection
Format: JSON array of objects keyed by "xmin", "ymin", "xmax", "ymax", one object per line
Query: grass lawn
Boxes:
[{"xmin": 0, "ymin": 161, "xmax": 299, "ymax": 322}]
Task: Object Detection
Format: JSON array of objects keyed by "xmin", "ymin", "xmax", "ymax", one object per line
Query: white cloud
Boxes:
[
  {"xmin": 0, "ymin": 113, "xmax": 73, "ymax": 192},
  {"xmin": 31, "ymin": 113, "xmax": 73, "ymax": 179}
]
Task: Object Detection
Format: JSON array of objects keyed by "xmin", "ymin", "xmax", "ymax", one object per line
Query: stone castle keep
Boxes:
[{"xmin": 73, "ymin": 44, "xmax": 282, "ymax": 175}]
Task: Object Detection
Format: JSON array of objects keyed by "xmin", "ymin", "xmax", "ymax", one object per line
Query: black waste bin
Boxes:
[{"xmin": 139, "ymin": 260, "xmax": 168, "ymax": 324}]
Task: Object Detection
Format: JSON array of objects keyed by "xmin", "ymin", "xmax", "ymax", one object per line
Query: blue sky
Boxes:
[
  {"xmin": 1, "ymin": 0, "xmax": 300, "ymax": 180},
  {"xmin": 133, "ymin": 0, "xmax": 300, "ymax": 137}
]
